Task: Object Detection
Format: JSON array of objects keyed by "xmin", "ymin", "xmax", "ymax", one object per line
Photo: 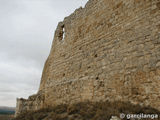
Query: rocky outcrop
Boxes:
[{"xmin": 16, "ymin": 0, "xmax": 160, "ymax": 116}]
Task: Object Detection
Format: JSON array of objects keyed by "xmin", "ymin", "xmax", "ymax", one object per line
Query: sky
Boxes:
[{"xmin": 0, "ymin": 0, "xmax": 88, "ymax": 107}]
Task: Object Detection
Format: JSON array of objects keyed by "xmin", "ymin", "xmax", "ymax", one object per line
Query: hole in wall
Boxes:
[
  {"xmin": 94, "ymin": 54, "xmax": 98, "ymax": 58},
  {"xmin": 88, "ymin": 66, "xmax": 91, "ymax": 69},
  {"xmin": 79, "ymin": 47, "xmax": 82, "ymax": 50},
  {"xmin": 62, "ymin": 26, "xmax": 65, "ymax": 41},
  {"xmin": 58, "ymin": 24, "xmax": 66, "ymax": 41},
  {"xmin": 63, "ymin": 73, "xmax": 65, "ymax": 77},
  {"xmin": 96, "ymin": 77, "xmax": 99, "ymax": 80},
  {"xmin": 85, "ymin": 73, "xmax": 88, "ymax": 76}
]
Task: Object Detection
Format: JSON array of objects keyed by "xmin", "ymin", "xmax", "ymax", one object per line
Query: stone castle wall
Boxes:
[
  {"xmin": 16, "ymin": 0, "xmax": 160, "ymax": 116},
  {"xmin": 15, "ymin": 91, "xmax": 44, "ymax": 116}
]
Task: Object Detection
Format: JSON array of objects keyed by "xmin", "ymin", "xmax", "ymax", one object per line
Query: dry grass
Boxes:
[
  {"xmin": 0, "ymin": 115, "xmax": 14, "ymax": 120},
  {"xmin": 14, "ymin": 100, "xmax": 160, "ymax": 120}
]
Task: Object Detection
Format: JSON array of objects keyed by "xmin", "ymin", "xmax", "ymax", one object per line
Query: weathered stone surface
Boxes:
[
  {"xmin": 15, "ymin": 91, "xmax": 44, "ymax": 116},
  {"xmin": 15, "ymin": 0, "xmax": 160, "ymax": 116}
]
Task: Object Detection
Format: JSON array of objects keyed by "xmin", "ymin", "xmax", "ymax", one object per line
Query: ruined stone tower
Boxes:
[{"xmin": 15, "ymin": 0, "xmax": 160, "ymax": 116}]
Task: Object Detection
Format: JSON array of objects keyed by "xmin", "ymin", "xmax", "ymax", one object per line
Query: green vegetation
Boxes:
[
  {"xmin": 14, "ymin": 101, "xmax": 160, "ymax": 120},
  {"xmin": 0, "ymin": 110, "xmax": 15, "ymax": 115}
]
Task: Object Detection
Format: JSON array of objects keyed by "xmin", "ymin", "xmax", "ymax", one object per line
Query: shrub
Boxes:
[{"xmin": 14, "ymin": 100, "xmax": 160, "ymax": 120}]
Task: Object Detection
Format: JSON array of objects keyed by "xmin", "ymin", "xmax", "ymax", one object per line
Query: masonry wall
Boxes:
[
  {"xmin": 15, "ymin": 91, "xmax": 44, "ymax": 117},
  {"xmin": 16, "ymin": 0, "xmax": 160, "ymax": 115}
]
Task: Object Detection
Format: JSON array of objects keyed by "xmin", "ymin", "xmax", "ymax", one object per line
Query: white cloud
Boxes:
[{"xmin": 0, "ymin": 0, "xmax": 88, "ymax": 107}]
